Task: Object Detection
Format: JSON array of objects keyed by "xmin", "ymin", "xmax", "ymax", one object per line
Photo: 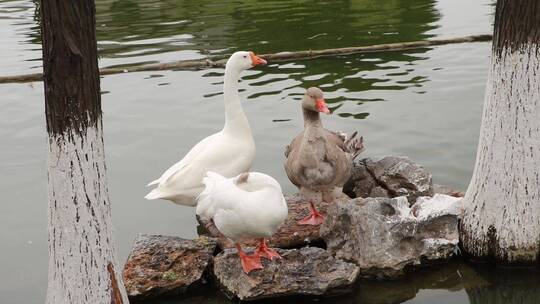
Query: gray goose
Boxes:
[{"xmin": 284, "ymin": 87, "xmax": 364, "ymax": 225}]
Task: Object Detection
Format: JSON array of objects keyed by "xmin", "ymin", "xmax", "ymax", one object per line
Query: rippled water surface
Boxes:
[{"xmin": 3, "ymin": 0, "xmax": 538, "ymax": 303}]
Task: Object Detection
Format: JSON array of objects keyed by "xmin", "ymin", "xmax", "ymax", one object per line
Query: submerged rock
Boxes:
[
  {"xmin": 344, "ymin": 156, "xmax": 434, "ymax": 203},
  {"xmin": 321, "ymin": 194, "xmax": 461, "ymax": 279},
  {"xmin": 198, "ymin": 193, "xmax": 331, "ymax": 249},
  {"xmin": 122, "ymin": 234, "xmax": 217, "ymax": 300},
  {"xmin": 213, "ymin": 246, "xmax": 359, "ymax": 301}
]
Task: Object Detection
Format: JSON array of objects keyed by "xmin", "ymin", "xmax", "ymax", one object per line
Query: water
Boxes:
[{"xmin": 2, "ymin": 0, "xmax": 538, "ymax": 303}]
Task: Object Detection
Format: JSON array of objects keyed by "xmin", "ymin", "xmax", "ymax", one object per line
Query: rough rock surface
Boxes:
[
  {"xmin": 321, "ymin": 194, "xmax": 461, "ymax": 279},
  {"xmin": 344, "ymin": 156, "xmax": 434, "ymax": 203},
  {"xmin": 213, "ymin": 246, "xmax": 359, "ymax": 301},
  {"xmin": 198, "ymin": 193, "xmax": 333, "ymax": 249},
  {"xmin": 433, "ymin": 184, "xmax": 465, "ymax": 197},
  {"xmin": 122, "ymin": 234, "xmax": 217, "ymax": 300}
]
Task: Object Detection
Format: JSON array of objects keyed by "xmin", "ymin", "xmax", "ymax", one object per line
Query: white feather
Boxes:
[
  {"xmin": 196, "ymin": 172, "xmax": 288, "ymax": 242},
  {"xmin": 145, "ymin": 132, "xmax": 255, "ymax": 206},
  {"xmin": 144, "ymin": 51, "xmax": 260, "ymax": 206}
]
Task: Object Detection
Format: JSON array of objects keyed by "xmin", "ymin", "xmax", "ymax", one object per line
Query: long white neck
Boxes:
[{"xmin": 223, "ymin": 65, "xmax": 251, "ymax": 136}]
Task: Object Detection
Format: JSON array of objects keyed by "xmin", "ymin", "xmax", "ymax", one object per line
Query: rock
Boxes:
[
  {"xmin": 320, "ymin": 194, "xmax": 461, "ymax": 279},
  {"xmin": 213, "ymin": 246, "xmax": 359, "ymax": 301},
  {"xmin": 198, "ymin": 193, "xmax": 332, "ymax": 250},
  {"xmin": 433, "ymin": 184, "xmax": 465, "ymax": 197},
  {"xmin": 344, "ymin": 156, "xmax": 433, "ymax": 203},
  {"xmin": 411, "ymin": 194, "xmax": 462, "ymax": 218},
  {"xmin": 122, "ymin": 234, "xmax": 217, "ymax": 300},
  {"xmin": 367, "ymin": 156, "xmax": 433, "ymax": 202},
  {"xmin": 343, "ymin": 160, "xmax": 380, "ymax": 198},
  {"xmin": 370, "ymin": 186, "xmax": 390, "ymax": 198}
]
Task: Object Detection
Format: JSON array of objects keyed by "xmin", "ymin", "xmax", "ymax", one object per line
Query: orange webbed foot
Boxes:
[
  {"xmin": 255, "ymin": 239, "xmax": 282, "ymax": 260},
  {"xmin": 298, "ymin": 201, "xmax": 325, "ymax": 226}
]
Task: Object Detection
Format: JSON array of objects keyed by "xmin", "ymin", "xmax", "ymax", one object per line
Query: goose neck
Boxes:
[
  {"xmin": 303, "ymin": 108, "xmax": 322, "ymax": 128},
  {"xmin": 223, "ymin": 67, "xmax": 250, "ymax": 134}
]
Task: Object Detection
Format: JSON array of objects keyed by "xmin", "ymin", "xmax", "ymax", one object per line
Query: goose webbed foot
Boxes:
[
  {"xmin": 298, "ymin": 201, "xmax": 325, "ymax": 226},
  {"xmin": 255, "ymin": 238, "xmax": 281, "ymax": 260},
  {"xmin": 235, "ymin": 243, "xmax": 263, "ymax": 274}
]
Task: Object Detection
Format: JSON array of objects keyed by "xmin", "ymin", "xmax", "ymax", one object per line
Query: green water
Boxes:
[{"xmin": 2, "ymin": 0, "xmax": 538, "ymax": 303}]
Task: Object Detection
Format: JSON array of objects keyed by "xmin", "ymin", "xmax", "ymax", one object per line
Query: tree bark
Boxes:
[
  {"xmin": 460, "ymin": 0, "xmax": 540, "ymax": 264},
  {"xmin": 41, "ymin": 0, "xmax": 129, "ymax": 303}
]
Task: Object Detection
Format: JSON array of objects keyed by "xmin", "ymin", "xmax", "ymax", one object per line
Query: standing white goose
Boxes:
[
  {"xmin": 196, "ymin": 171, "xmax": 288, "ymax": 273},
  {"xmin": 145, "ymin": 51, "xmax": 267, "ymax": 205}
]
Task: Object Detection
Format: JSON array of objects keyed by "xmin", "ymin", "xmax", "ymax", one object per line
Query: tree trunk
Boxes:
[
  {"xmin": 41, "ymin": 0, "xmax": 129, "ymax": 303},
  {"xmin": 460, "ymin": 0, "xmax": 540, "ymax": 264}
]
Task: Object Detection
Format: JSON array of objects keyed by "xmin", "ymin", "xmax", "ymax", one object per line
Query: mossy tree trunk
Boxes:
[
  {"xmin": 460, "ymin": 0, "xmax": 540, "ymax": 264},
  {"xmin": 41, "ymin": 0, "xmax": 129, "ymax": 303}
]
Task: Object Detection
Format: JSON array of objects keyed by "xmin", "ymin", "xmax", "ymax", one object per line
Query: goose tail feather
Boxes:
[
  {"xmin": 196, "ymin": 171, "xmax": 227, "ymax": 219},
  {"xmin": 344, "ymin": 132, "xmax": 365, "ymax": 159},
  {"xmin": 147, "ymin": 179, "xmax": 160, "ymax": 187},
  {"xmin": 145, "ymin": 188, "xmax": 164, "ymax": 200}
]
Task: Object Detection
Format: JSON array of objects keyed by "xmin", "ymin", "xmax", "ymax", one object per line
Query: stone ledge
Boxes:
[
  {"xmin": 122, "ymin": 234, "xmax": 217, "ymax": 301},
  {"xmin": 321, "ymin": 194, "xmax": 462, "ymax": 280},
  {"xmin": 213, "ymin": 246, "xmax": 360, "ymax": 301}
]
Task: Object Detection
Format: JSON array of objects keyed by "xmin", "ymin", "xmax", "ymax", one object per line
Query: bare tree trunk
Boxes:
[
  {"xmin": 41, "ymin": 0, "xmax": 129, "ymax": 303},
  {"xmin": 460, "ymin": 0, "xmax": 540, "ymax": 264}
]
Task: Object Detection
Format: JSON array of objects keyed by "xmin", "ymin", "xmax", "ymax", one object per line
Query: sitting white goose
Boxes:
[
  {"xmin": 196, "ymin": 171, "xmax": 288, "ymax": 274},
  {"xmin": 145, "ymin": 51, "xmax": 267, "ymax": 205}
]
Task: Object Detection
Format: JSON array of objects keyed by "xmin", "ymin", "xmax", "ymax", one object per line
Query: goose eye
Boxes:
[{"xmin": 243, "ymin": 55, "xmax": 247, "ymax": 58}]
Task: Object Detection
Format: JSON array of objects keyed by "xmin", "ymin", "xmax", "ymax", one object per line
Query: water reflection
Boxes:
[
  {"xmin": 4, "ymin": 0, "xmax": 443, "ymax": 121},
  {"xmin": 466, "ymin": 265, "xmax": 540, "ymax": 304},
  {"xmin": 347, "ymin": 262, "xmax": 540, "ymax": 304},
  {"xmin": 95, "ymin": 0, "xmax": 440, "ymax": 64},
  {"xmin": 6, "ymin": 0, "xmax": 440, "ymax": 68},
  {"xmin": 196, "ymin": 50, "xmax": 432, "ymax": 121},
  {"xmin": 98, "ymin": 0, "xmax": 440, "ymax": 120},
  {"xmin": 97, "ymin": 0, "xmax": 440, "ymax": 53}
]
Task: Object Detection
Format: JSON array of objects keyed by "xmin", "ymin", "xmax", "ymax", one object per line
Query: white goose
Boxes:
[
  {"xmin": 145, "ymin": 51, "xmax": 267, "ymax": 205},
  {"xmin": 196, "ymin": 171, "xmax": 288, "ymax": 274}
]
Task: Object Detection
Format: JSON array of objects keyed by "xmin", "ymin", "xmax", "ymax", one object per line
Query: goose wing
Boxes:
[{"xmin": 147, "ymin": 132, "xmax": 219, "ymax": 186}]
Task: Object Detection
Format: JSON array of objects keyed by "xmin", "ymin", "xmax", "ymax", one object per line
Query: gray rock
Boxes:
[
  {"xmin": 122, "ymin": 234, "xmax": 217, "ymax": 300},
  {"xmin": 344, "ymin": 156, "xmax": 433, "ymax": 203},
  {"xmin": 343, "ymin": 160, "xmax": 379, "ymax": 198},
  {"xmin": 213, "ymin": 247, "xmax": 359, "ymax": 301},
  {"xmin": 320, "ymin": 194, "xmax": 461, "ymax": 279},
  {"xmin": 433, "ymin": 184, "xmax": 464, "ymax": 197},
  {"xmin": 370, "ymin": 186, "xmax": 390, "ymax": 198}
]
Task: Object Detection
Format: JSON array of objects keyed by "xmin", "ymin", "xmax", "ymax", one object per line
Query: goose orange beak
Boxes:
[
  {"xmin": 316, "ymin": 99, "xmax": 330, "ymax": 114},
  {"xmin": 249, "ymin": 51, "xmax": 267, "ymax": 66}
]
